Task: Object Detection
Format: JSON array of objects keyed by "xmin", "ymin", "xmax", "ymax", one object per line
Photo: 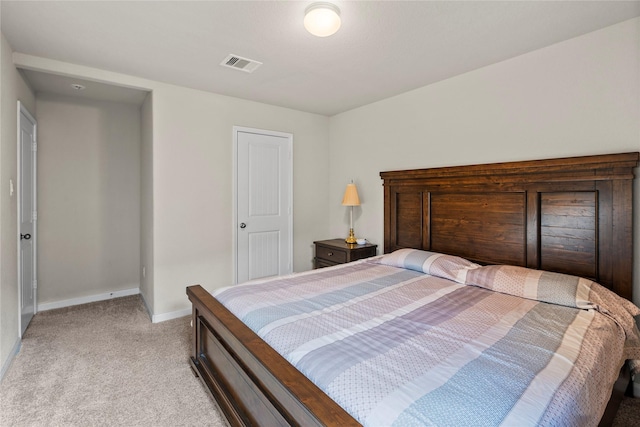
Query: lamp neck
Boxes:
[{"xmin": 350, "ymin": 205, "xmax": 353, "ymax": 229}]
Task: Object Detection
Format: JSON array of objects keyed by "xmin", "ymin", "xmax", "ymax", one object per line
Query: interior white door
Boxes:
[
  {"xmin": 235, "ymin": 127, "xmax": 292, "ymax": 283},
  {"xmin": 18, "ymin": 102, "xmax": 37, "ymax": 335}
]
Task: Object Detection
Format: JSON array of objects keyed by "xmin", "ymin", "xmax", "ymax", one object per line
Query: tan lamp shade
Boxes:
[{"xmin": 341, "ymin": 183, "xmax": 360, "ymax": 206}]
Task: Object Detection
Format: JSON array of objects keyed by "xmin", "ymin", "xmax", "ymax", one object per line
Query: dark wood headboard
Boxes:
[{"xmin": 381, "ymin": 152, "xmax": 639, "ymax": 300}]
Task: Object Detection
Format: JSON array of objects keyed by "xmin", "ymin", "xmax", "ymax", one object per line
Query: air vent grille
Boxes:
[{"xmin": 221, "ymin": 54, "xmax": 262, "ymax": 73}]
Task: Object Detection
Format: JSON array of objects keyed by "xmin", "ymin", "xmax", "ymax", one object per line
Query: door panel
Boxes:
[
  {"xmin": 248, "ymin": 231, "xmax": 280, "ymax": 279},
  {"xmin": 19, "ymin": 103, "xmax": 37, "ymax": 335},
  {"xmin": 236, "ymin": 128, "xmax": 292, "ymax": 283}
]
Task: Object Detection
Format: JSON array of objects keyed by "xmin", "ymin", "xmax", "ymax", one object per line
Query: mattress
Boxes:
[{"xmin": 214, "ymin": 249, "xmax": 640, "ymax": 426}]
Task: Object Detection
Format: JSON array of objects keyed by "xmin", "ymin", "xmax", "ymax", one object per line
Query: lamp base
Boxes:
[{"xmin": 345, "ymin": 228, "xmax": 357, "ymax": 244}]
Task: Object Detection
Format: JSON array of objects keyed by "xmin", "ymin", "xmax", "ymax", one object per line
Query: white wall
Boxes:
[
  {"xmin": 151, "ymin": 85, "xmax": 330, "ymax": 315},
  {"xmin": 35, "ymin": 93, "xmax": 141, "ymax": 305},
  {"xmin": 329, "ymin": 18, "xmax": 640, "ymax": 305},
  {"xmin": 0, "ymin": 33, "xmax": 35, "ymax": 378},
  {"xmin": 140, "ymin": 93, "xmax": 153, "ymax": 313}
]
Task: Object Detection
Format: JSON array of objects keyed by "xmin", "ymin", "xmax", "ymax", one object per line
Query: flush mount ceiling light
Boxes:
[{"xmin": 304, "ymin": 2, "xmax": 341, "ymax": 37}]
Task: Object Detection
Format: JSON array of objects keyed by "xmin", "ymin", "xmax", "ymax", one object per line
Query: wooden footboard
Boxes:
[{"xmin": 187, "ymin": 285, "xmax": 359, "ymax": 427}]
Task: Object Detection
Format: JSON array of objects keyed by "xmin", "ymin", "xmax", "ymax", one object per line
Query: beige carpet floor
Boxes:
[
  {"xmin": 1, "ymin": 294, "xmax": 638, "ymax": 426},
  {"xmin": 0, "ymin": 295, "xmax": 225, "ymax": 426}
]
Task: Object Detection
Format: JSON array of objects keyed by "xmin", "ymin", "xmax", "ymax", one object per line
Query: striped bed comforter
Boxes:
[{"xmin": 214, "ymin": 250, "xmax": 640, "ymax": 427}]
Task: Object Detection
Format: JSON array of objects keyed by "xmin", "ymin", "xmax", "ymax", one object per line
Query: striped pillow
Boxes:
[
  {"xmin": 378, "ymin": 249, "xmax": 480, "ymax": 284},
  {"xmin": 464, "ymin": 264, "xmax": 640, "ymax": 370},
  {"xmin": 464, "ymin": 264, "xmax": 595, "ymax": 309}
]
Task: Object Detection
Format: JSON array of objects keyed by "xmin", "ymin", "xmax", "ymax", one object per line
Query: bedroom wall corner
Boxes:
[
  {"xmin": 0, "ymin": 32, "xmax": 35, "ymax": 379},
  {"xmin": 35, "ymin": 93, "xmax": 141, "ymax": 306},
  {"xmin": 5, "ymin": 53, "xmax": 333, "ymax": 323},
  {"xmin": 328, "ymin": 17, "xmax": 640, "ymax": 307},
  {"xmin": 150, "ymin": 84, "xmax": 331, "ymax": 317}
]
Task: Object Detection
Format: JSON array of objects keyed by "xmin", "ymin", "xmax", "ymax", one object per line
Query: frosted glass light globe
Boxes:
[{"xmin": 304, "ymin": 3, "xmax": 341, "ymax": 37}]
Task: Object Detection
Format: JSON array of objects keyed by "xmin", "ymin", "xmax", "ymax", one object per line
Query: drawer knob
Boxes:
[{"xmin": 327, "ymin": 252, "xmax": 333, "ymax": 256}]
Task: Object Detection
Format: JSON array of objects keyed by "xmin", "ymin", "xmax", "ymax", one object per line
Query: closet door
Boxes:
[{"xmin": 235, "ymin": 127, "xmax": 292, "ymax": 283}]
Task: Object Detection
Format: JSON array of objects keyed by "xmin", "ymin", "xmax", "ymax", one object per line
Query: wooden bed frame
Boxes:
[{"xmin": 187, "ymin": 152, "xmax": 639, "ymax": 427}]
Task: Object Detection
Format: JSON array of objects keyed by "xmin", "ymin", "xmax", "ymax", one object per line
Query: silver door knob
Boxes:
[{"xmin": 240, "ymin": 223, "xmax": 247, "ymax": 229}]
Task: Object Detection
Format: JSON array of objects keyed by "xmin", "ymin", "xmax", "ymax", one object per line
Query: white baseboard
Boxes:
[
  {"xmin": 35, "ymin": 286, "xmax": 188, "ymax": 323},
  {"xmin": 136, "ymin": 289, "xmax": 189, "ymax": 323},
  {"xmin": 140, "ymin": 292, "xmax": 191, "ymax": 323},
  {"xmin": 0, "ymin": 337, "xmax": 21, "ymax": 383},
  {"xmin": 151, "ymin": 307, "xmax": 191, "ymax": 323},
  {"xmin": 37, "ymin": 287, "xmax": 140, "ymax": 312}
]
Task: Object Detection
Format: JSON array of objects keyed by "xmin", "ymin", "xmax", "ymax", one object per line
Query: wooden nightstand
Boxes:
[{"xmin": 314, "ymin": 239, "xmax": 377, "ymax": 269}]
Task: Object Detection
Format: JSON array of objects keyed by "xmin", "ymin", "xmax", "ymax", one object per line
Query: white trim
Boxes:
[
  {"xmin": 37, "ymin": 287, "xmax": 140, "ymax": 312},
  {"xmin": 232, "ymin": 127, "xmax": 238, "ymax": 284},
  {"xmin": 17, "ymin": 101, "xmax": 21, "ymax": 336},
  {"xmin": 151, "ymin": 307, "xmax": 191, "ymax": 323},
  {"xmin": 0, "ymin": 337, "xmax": 21, "ymax": 382}
]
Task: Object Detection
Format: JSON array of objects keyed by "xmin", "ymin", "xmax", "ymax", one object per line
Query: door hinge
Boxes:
[
  {"xmin": 32, "ymin": 211, "xmax": 38, "ymax": 221},
  {"xmin": 32, "ymin": 142, "xmax": 37, "ymax": 152},
  {"xmin": 32, "ymin": 280, "xmax": 37, "ymax": 290}
]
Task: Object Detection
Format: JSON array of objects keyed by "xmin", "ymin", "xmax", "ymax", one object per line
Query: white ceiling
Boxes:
[
  {"xmin": 3, "ymin": 1, "xmax": 639, "ymax": 116},
  {"xmin": 19, "ymin": 69, "xmax": 150, "ymax": 105}
]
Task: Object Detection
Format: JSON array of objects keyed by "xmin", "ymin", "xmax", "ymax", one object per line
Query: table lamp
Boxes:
[{"xmin": 342, "ymin": 182, "xmax": 360, "ymax": 244}]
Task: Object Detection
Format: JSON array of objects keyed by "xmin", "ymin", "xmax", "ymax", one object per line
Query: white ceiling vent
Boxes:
[{"xmin": 221, "ymin": 54, "xmax": 262, "ymax": 73}]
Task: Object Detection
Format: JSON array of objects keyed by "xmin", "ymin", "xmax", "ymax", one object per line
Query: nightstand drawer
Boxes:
[
  {"xmin": 316, "ymin": 245, "xmax": 347, "ymax": 264},
  {"xmin": 313, "ymin": 239, "xmax": 377, "ymax": 269}
]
